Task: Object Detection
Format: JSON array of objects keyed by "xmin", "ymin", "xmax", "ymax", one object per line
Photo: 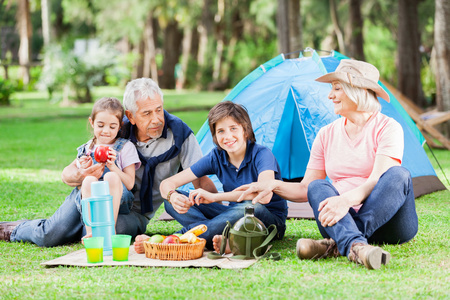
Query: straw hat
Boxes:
[{"xmin": 315, "ymin": 59, "xmax": 390, "ymax": 102}]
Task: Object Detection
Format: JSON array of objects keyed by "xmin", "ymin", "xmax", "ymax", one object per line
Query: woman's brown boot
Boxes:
[
  {"xmin": 348, "ymin": 243, "xmax": 391, "ymax": 270},
  {"xmin": 296, "ymin": 238, "xmax": 340, "ymax": 260}
]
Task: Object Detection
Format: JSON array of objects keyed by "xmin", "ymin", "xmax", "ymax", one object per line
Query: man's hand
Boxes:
[
  {"xmin": 62, "ymin": 158, "xmax": 105, "ymax": 187},
  {"xmin": 78, "ymin": 155, "xmax": 93, "ymax": 169},
  {"xmin": 318, "ymin": 195, "xmax": 350, "ymax": 227},
  {"xmin": 80, "ymin": 163, "xmax": 105, "ymax": 181},
  {"xmin": 170, "ymin": 192, "xmax": 193, "ymax": 214},
  {"xmin": 133, "ymin": 234, "xmax": 150, "ymax": 254}
]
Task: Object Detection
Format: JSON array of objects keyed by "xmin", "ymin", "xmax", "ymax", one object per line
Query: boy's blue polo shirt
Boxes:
[{"xmin": 190, "ymin": 142, "xmax": 288, "ymax": 220}]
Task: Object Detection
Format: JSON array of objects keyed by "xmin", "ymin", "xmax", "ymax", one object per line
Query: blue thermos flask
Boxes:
[{"xmin": 81, "ymin": 181, "xmax": 115, "ymax": 256}]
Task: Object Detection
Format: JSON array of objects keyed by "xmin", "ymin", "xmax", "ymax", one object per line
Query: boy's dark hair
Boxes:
[{"xmin": 208, "ymin": 101, "xmax": 256, "ymax": 150}]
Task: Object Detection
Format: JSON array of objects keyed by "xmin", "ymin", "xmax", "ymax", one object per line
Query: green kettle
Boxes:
[{"xmin": 223, "ymin": 205, "xmax": 278, "ymax": 259}]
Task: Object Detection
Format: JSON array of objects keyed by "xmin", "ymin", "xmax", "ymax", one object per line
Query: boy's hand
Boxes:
[
  {"xmin": 169, "ymin": 192, "xmax": 193, "ymax": 214},
  {"xmin": 189, "ymin": 189, "xmax": 216, "ymax": 205}
]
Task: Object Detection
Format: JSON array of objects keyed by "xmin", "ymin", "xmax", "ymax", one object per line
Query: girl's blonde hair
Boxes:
[
  {"xmin": 340, "ymin": 81, "xmax": 381, "ymax": 112},
  {"xmin": 89, "ymin": 97, "xmax": 124, "ymax": 148},
  {"xmin": 208, "ymin": 101, "xmax": 256, "ymax": 150}
]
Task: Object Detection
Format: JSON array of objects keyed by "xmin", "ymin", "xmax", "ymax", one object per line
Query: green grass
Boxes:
[{"xmin": 0, "ymin": 87, "xmax": 449, "ymax": 299}]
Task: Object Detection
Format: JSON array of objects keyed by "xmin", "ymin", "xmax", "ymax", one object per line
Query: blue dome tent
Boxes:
[{"xmin": 179, "ymin": 49, "xmax": 446, "ymax": 218}]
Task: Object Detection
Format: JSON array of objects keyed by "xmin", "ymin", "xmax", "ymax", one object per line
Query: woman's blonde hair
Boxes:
[{"xmin": 340, "ymin": 81, "xmax": 381, "ymax": 112}]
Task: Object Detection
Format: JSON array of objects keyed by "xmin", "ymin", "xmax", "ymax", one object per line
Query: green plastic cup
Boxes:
[
  {"xmin": 84, "ymin": 236, "xmax": 104, "ymax": 263},
  {"xmin": 111, "ymin": 234, "xmax": 132, "ymax": 261}
]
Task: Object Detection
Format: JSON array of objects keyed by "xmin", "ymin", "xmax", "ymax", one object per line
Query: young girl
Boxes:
[
  {"xmin": 133, "ymin": 101, "xmax": 288, "ymax": 253},
  {"xmin": 75, "ymin": 97, "xmax": 141, "ymax": 238}
]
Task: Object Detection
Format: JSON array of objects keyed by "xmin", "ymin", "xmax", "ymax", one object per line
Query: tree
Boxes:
[
  {"xmin": 345, "ymin": 0, "xmax": 364, "ymax": 60},
  {"xmin": 277, "ymin": 0, "xmax": 302, "ymax": 56},
  {"xmin": 17, "ymin": 0, "xmax": 32, "ymax": 85},
  {"xmin": 329, "ymin": 0, "xmax": 345, "ymax": 54},
  {"xmin": 160, "ymin": 20, "xmax": 182, "ymax": 89},
  {"xmin": 41, "ymin": 0, "xmax": 51, "ymax": 46},
  {"xmin": 433, "ymin": 0, "xmax": 450, "ymax": 112},
  {"xmin": 288, "ymin": 0, "xmax": 302, "ymax": 54},
  {"xmin": 398, "ymin": 0, "xmax": 426, "ymax": 107},
  {"xmin": 195, "ymin": 0, "xmax": 215, "ymax": 84}
]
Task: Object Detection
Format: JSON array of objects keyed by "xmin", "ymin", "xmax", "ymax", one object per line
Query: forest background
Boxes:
[{"xmin": 1, "ymin": 0, "xmax": 449, "ymax": 120}]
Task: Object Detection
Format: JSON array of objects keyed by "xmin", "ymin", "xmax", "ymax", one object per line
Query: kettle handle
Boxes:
[
  {"xmin": 81, "ymin": 198, "xmax": 93, "ymax": 227},
  {"xmin": 252, "ymin": 224, "xmax": 277, "ymax": 259},
  {"xmin": 219, "ymin": 221, "xmax": 231, "ymax": 255}
]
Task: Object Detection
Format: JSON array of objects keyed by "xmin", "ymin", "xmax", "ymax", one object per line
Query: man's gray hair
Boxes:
[{"xmin": 123, "ymin": 78, "xmax": 164, "ymax": 115}]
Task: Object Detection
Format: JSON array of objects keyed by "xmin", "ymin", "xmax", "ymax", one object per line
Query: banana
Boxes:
[{"xmin": 180, "ymin": 224, "xmax": 207, "ymax": 242}]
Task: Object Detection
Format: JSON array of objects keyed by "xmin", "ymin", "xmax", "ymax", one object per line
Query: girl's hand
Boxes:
[
  {"xmin": 105, "ymin": 149, "xmax": 118, "ymax": 170},
  {"xmin": 106, "ymin": 149, "xmax": 117, "ymax": 163},
  {"xmin": 170, "ymin": 192, "xmax": 193, "ymax": 214},
  {"xmin": 318, "ymin": 195, "xmax": 350, "ymax": 227},
  {"xmin": 189, "ymin": 188, "xmax": 216, "ymax": 205}
]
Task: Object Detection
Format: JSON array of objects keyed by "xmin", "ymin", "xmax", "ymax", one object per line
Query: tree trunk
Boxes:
[
  {"xmin": 143, "ymin": 11, "xmax": 158, "ymax": 83},
  {"xmin": 288, "ymin": 0, "xmax": 302, "ymax": 56},
  {"xmin": 220, "ymin": 4, "xmax": 243, "ymax": 83},
  {"xmin": 160, "ymin": 21, "xmax": 182, "ymax": 89},
  {"xmin": 212, "ymin": 0, "xmax": 225, "ymax": 82},
  {"xmin": 329, "ymin": 0, "xmax": 345, "ymax": 55},
  {"xmin": 433, "ymin": 0, "xmax": 450, "ymax": 112},
  {"xmin": 41, "ymin": 0, "xmax": 51, "ymax": 46},
  {"xmin": 398, "ymin": 0, "xmax": 426, "ymax": 107},
  {"xmin": 277, "ymin": 0, "xmax": 290, "ymax": 54},
  {"xmin": 195, "ymin": 0, "xmax": 214, "ymax": 86},
  {"xmin": 132, "ymin": 40, "xmax": 145, "ymax": 79},
  {"xmin": 17, "ymin": 0, "xmax": 32, "ymax": 85},
  {"xmin": 346, "ymin": 0, "xmax": 364, "ymax": 60},
  {"xmin": 180, "ymin": 26, "xmax": 193, "ymax": 89}
]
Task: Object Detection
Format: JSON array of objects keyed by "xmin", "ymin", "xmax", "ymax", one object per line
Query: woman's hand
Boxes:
[
  {"xmin": 189, "ymin": 188, "xmax": 217, "ymax": 205},
  {"xmin": 318, "ymin": 195, "xmax": 351, "ymax": 227},
  {"xmin": 170, "ymin": 192, "xmax": 193, "ymax": 214},
  {"xmin": 235, "ymin": 181, "xmax": 274, "ymax": 204}
]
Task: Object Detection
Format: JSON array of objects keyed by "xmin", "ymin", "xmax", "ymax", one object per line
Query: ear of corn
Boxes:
[{"xmin": 179, "ymin": 224, "xmax": 207, "ymax": 242}]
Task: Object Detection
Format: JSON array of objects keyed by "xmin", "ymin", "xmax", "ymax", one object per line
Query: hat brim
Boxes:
[{"xmin": 316, "ymin": 72, "xmax": 390, "ymax": 102}]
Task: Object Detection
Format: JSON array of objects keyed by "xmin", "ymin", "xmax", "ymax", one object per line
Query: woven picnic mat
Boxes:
[
  {"xmin": 158, "ymin": 201, "xmax": 314, "ymax": 221},
  {"xmin": 41, "ymin": 246, "xmax": 256, "ymax": 269}
]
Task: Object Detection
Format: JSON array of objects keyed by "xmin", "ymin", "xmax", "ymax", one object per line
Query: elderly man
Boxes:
[{"xmin": 1, "ymin": 78, "xmax": 214, "ymax": 246}]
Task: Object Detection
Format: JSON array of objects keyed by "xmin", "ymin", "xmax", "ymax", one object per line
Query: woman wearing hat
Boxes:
[{"xmin": 237, "ymin": 59, "xmax": 418, "ymax": 270}]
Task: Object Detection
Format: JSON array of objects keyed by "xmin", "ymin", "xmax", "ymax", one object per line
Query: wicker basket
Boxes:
[{"xmin": 144, "ymin": 238, "xmax": 207, "ymax": 261}]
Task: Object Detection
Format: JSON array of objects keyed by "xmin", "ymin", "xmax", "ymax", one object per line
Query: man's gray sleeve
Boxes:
[{"xmin": 179, "ymin": 133, "xmax": 204, "ymax": 170}]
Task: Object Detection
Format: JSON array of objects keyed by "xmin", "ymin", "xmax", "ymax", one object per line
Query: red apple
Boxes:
[
  {"xmin": 162, "ymin": 235, "xmax": 180, "ymax": 244},
  {"xmin": 94, "ymin": 146, "xmax": 110, "ymax": 163}
]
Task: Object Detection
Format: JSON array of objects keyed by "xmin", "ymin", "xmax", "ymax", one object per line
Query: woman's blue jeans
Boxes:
[{"xmin": 307, "ymin": 166, "xmax": 418, "ymax": 257}]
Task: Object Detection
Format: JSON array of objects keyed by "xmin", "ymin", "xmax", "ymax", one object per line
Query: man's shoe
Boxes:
[
  {"xmin": 348, "ymin": 242, "xmax": 391, "ymax": 270},
  {"xmin": 296, "ymin": 238, "xmax": 340, "ymax": 260},
  {"xmin": 0, "ymin": 221, "xmax": 25, "ymax": 241}
]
